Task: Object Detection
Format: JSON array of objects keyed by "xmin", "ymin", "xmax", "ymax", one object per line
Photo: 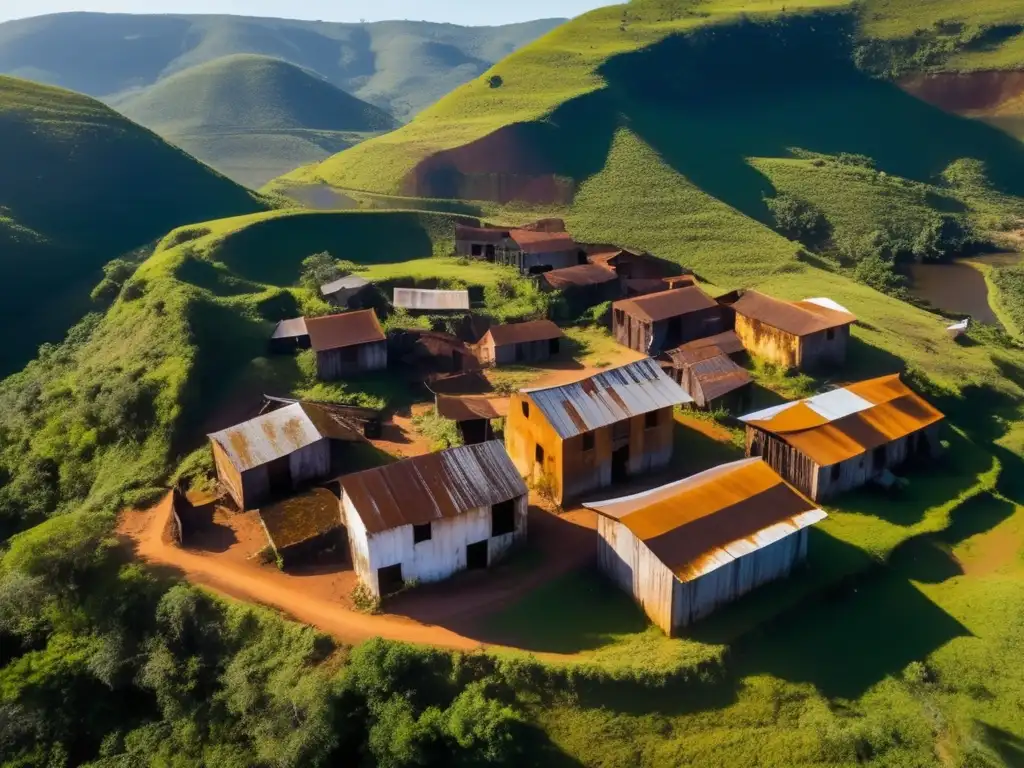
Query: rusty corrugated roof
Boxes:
[
  {"xmin": 522, "ymin": 358, "xmax": 693, "ymax": 440},
  {"xmin": 209, "ymin": 402, "xmax": 356, "ymax": 473},
  {"xmin": 686, "ymin": 353, "xmax": 753, "ymax": 402},
  {"xmin": 613, "ymin": 285, "xmax": 718, "ymax": 323},
  {"xmin": 272, "ymin": 317, "xmax": 308, "ymax": 340},
  {"xmin": 540, "ymin": 263, "xmax": 618, "ymax": 289},
  {"xmin": 393, "ymin": 288, "xmax": 471, "ymax": 311},
  {"xmin": 305, "ymin": 310, "xmax": 385, "ymax": 352},
  {"xmin": 731, "ymin": 291, "xmax": 856, "ymax": 336},
  {"xmin": 666, "ymin": 331, "xmax": 745, "ymax": 360},
  {"xmin": 436, "ymin": 394, "xmax": 510, "ymax": 422},
  {"xmin": 740, "ymin": 374, "xmax": 944, "ymax": 465},
  {"xmin": 484, "ymin": 319, "xmax": 563, "ymax": 347},
  {"xmin": 508, "ymin": 229, "xmax": 579, "ymax": 254},
  {"xmin": 340, "ymin": 440, "xmax": 528, "ymax": 534},
  {"xmin": 584, "ymin": 458, "xmax": 826, "ymax": 583},
  {"xmin": 455, "ymin": 223, "xmax": 510, "ymax": 243},
  {"xmin": 259, "ymin": 487, "xmax": 340, "ymax": 550}
]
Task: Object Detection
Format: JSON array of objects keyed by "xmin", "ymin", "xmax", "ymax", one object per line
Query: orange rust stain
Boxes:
[
  {"xmin": 280, "ymin": 417, "xmax": 305, "ymax": 451},
  {"xmin": 228, "ymin": 432, "xmax": 254, "ymax": 469}
]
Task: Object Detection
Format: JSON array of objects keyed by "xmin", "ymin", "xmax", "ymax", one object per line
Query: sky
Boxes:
[{"xmin": 0, "ymin": 0, "xmax": 612, "ymax": 26}]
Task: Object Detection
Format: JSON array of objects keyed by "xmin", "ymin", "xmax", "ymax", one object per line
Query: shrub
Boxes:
[
  {"xmin": 488, "ymin": 75, "xmax": 504, "ymax": 88},
  {"xmin": 352, "ymin": 582, "xmax": 382, "ymax": 614},
  {"xmin": 942, "ymin": 158, "xmax": 989, "ymax": 190},
  {"xmin": 412, "ymin": 409, "xmax": 464, "ymax": 451},
  {"xmin": 765, "ymin": 192, "xmax": 830, "ymax": 247},
  {"xmin": 835, "ymin": 152, "xmax": 876, "ymax": 169}
]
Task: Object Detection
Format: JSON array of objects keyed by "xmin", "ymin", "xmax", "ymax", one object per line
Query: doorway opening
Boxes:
[
  {"xmin": 612, "ymin": 445, "xmax": 630, "ymax": 484},
  {"xmin": 466, "ymin": 540, "xmax": 488, "ymax": 570}
]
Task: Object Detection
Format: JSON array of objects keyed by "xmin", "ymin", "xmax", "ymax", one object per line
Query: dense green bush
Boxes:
[{"xmin": 765, "ymin": 192, "xmax": 830, "ymax": 247}]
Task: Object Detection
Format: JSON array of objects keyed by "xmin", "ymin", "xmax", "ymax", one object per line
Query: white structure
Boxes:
[
  {"xmin": 584, "ymin": 458, "xmax": 826, "ymax": 635},
  {"xmin": 340, "ymin": 441, "xmax": 528, "ymax": 597}
]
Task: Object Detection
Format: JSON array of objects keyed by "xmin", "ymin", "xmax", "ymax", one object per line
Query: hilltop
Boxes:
[
  {"xmin": 111, "ymin": 54, "xmax": 399, "ymax": 187},
  {"xmin": 0, "ymin": 12, "xmax": 564, "ymax": 121},
  {"xmin": 0, "ymin": 74, "xmax": 264, "ymax": 375}
]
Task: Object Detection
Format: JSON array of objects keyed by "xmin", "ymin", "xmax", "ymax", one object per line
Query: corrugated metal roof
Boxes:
[
  {"xmin": 272, "ymin": 317, "xmax": 308, "ymax": 340},
  {"xmin": 540, "ymin": 263, "xmax": 618, "ymax": 289},
  {"xmin": 455, "ymin": 223, "xmax": 510, "ymax": 243},
  {"xmin": 740, "ymin": 374, "xmax": 945, "ymax": 465},
  {"xmin": 802, "ymin": 297, "xmax": 852, "ymax": 314},
  {"xmin": 522, "ymin": 358, "xmax": 693, "ymax": 440},
  {"xmin": 436, "ymin": 394, "xmax": 510, "ymax": 422},
  {"xmin": 732, "ymin": 291, "xmax": 856, "ymax": 336},
  {"xmin": 508, "ymin": 229, "xmax": 579, "ymax": 254},
  {"xmin": 393, "ymin": 288, "xmax": 471, "ymax": 311},
  {"xmin": 613, "ymin": 286, "xmax": 718, "ymax": 323},
  {"xmin": 585, "ymin": 458, "xmax": 826, "ymax": 582},
  {"xmin": 485, "ymin": 319, "xmax": 563, "ymax": 347},
  {"xmin": 341, "ymin": 440, "xmax": 528, "ymax": 534},
  {"xmin": 320, "ymin": 275, "xmax": 370, "ymax": 296},
  {"xmin": 259, "ymin": 487, "xmax": 340, "ymax": 550},
  {"xmin": 305, "ymin": 310, "xmax": 385, "ymax": 352},
  {"xmin": 664, "ymin": 331, "xmax": 745, "ymax": 364},
  {"xmin": 686, "ymin": 354, "xmax": 753, "ymax": 402},
  {"xmin": 209, "ymin": 403, "xmax": 356, "ymax": 473}
]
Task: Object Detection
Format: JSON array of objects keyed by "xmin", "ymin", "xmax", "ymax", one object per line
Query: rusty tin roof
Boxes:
[
  {"xmin": 436, "ymin": 394, "xmax": 510, "ymax": 422},
  {"xmin": 613, "ymin": 285, "xmax": 718, "ymax": 323},
  {"xmin": 685, "ymin": 353, "xmax": 753, "ymax": 402},
  {"xmin": 585, "ymin": 458, "xmax": 826, "ymax": 583},
  {"xmin": 393, "ymin": 287, "xmax": 471, "ymax": 311},
  {"xmin": 521, "ymin": 358, "xmax": 693, "ymax": 440},
  {"xmin": 305, "ymin": 310, "xmax": 385, "ymax": 352},
  {"xmin": 209, "ymin": 403, "xmax": 357, "ymax": 473},
  {"xmin": 455, "ymin": 223, "xmax": 511, "ymax": 242},
  {"xmin": 731, "ymin": 291, "xmax": 856, "ymax": 336},
  {"xmin": 740, "ymin": 374, "xmax": 945, "ymax": 466},
  {"xmin": 540, "ymin": 263, "xmax": 618, "ymax": 289},
  {"xmin": 271, "ymin": 317, "xmax": 308, "ymax": 340},
  {"xmin": 320, "ymin": 275, "xmax": 370, "ymax": 296},
  {"xmin": 340, "ymin": 440, "xmax": 528, "ymax": 534},
  {"xmin": 259, "ymin": 487, "xmax": 341, "ymax": 550},
  {"xmin": 676, "ymin": 330, "xmax": 745, "ymax": 358},
  {"xmin": 508, "ymin": 229, "xmax": 579, "ymax": 254},
  {"xmin": 484, "ymin": 319, "xmax": 563, "ymax": 347}
]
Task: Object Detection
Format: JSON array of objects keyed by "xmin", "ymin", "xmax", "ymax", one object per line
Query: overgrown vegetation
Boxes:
[{"xmin": 411, "ymin": 409, "xmax": 464, "ymax": 451}]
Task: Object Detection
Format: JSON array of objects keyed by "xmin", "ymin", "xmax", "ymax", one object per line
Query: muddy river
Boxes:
[{"xmin": 908, "ymin": 252, "xmax": 1022, "ymax": 326}]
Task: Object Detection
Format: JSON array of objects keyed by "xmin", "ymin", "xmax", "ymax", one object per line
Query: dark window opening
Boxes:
[
  {"xmin": 521, "ymin": 401, "xmax": 530, "ymax": 419},
  {"xmin": 549, "ymin": 338, "xmax": 560, "ymax": 355},
  {"xmin": 485, "ymin": 244, "xmax": 496, "ymax": 261},
  {"xmin": 612, "ymin": 420, "xmax": 630, "ymax": 442},
  {"xmin": 340, "ymin": 346, "xmax": 358, "ymax": 362},
  {"xmin": 267, "ymin": 455, "xmax": 292, "ymax": 496},
  {"xmin": 491, "ymin": 498, "xmax": 516, "ymax": 537},
  {"xmin": 471, "ymin": 243, "xmax": 483, "ymax": 256},
  {"xmin": 873, "ymin": 444, "xmax": 887, "ymax": 468},
  {"xmin": 515, "ymin": 343, "xmax": 525, "ymax": 362},
  {"xmin": 830, "ymin": 463, "xmax": 841, "ymax": 482},
  {"xmin": 535, "ymin": 444, "xmax": 545, "ymax": 464},
  {"xmin": 826, "ymin": 328, "xmax": 836, "ymax": 341},
  {"xmin": 612, "ymin": 445, "xmax": 629, "ymax": 483},
  {"xmin": 582, "ymin": 432, "xmax": 595, "ymax": 452},
  {"xmin": 645, "ymin": 410, "xmax": 659, "ymax": 429},
  {"xmin": 413, "ymin": 523, "xmax": 432, "ymax": 544},
  {"xmin": 466, "ymin": 540, "xmax": 488, "ymax": 570},
  {"xmin": 577, "ymin": 250, "xmax": 588, "ymax": 265},
  {"xmin": 377, "ymin": 564, "xmax": 404, "ymax": 596}
]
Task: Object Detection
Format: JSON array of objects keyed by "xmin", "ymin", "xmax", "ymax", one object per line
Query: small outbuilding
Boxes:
[
  {"xmin": 393, "ymin": 287, "xmax": 471, "ymax": 313},
  {"xmin": 306, "ymin": 310, "xmax": 387, "ymax": 380},
  {"xmin": 436, "ymin": 393, "xmax": 510, "ymax": 444},
  {"xmin": 270, "ymin": 317, "xmax": 310, "ymax": 353},
  {"xmin": 740, "ymin": 374, "xmax": 945, "ymax": 501},
  {"xmin": 497, "ymin": 230, "xmax": 587, "ymax": 274},
  {"xmin": 392, "ymin": 329, "xmax": 477, "ymax": 374},
  {"xmin": 661, "ymin": 344, "xmax": 753, "ymax": 412},
  {"xmin": 209, "ymin": 403, "xmax": 359, "ymax": 510},
  {"xmin": 320, "ymin": 275, "xmax": 374, "ymax": 309},
  {"xmin": 506, "ymin": 358, "xmax": 693, "ymax": 503},
  {"xmin": 727, "ymin": 291, "xmax": 856, "ymax": 371},
  {"xmin": 258, "ymin": 487, "xmax": 346, "ymax": 568},
  {"xmin": 340, "ymin": 441, "xmax": 529, "ymax": 598},
  {"xmin": 586, "ymin": 458, "xmax": 826, "ymax": 635},
  {"xmin": 475, "ymin": 319, "xmax": 564, "ymax": 366},
  {"xmin": 455, "ymin": 223, "xmax": 510, "ymax": 260},
  {"xmin": 612, "ymin": 285, "xmax": 725, "ymax": 355}
]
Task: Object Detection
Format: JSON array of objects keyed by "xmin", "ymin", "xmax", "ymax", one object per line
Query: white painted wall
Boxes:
[{"xmin": 596, "ymin": 516, "xmax": 676, "ymax": 634}]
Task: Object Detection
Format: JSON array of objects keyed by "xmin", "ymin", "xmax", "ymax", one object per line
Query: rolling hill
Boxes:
[
  {"xmin": 0, "ymin": 74, "xmax": 264, "ymax": 376},
  {"xmin": 110, "ymin": 54, "xmax": 399, "ymax": 187},
  {"xmin": 0, "ymin": 13, "xmax": 565, "ymax": 122}
]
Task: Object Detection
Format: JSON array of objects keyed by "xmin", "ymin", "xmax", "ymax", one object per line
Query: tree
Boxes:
[
  {"xmin": 300, "ymin": 252, "xmax": 346, "ymax": 292},
  {"xmin": 488, "ymin": 75, "xmax": 503, "ymax": 89},
  {"xmin": 764, "ymin": 193, "xmax": 830, "ymax": 247},
  {"xmin": 941, "ymin": 158, "xmax": 988, "ymax": 190}
]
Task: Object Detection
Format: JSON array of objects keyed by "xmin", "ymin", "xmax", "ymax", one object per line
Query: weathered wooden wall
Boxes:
[
  {"xmin": 734, "ymin": 315, "xmax": 802, "ymax": 369},
  {"xmin": 316, "ymin": 341, "xmax": 388, "ymax": 380},
  {"xmin": 648, "ymin": 309, "xmax": 726, "ymax": 353},
  {"xmin": 496, "ymin": 248, "xmax": 581, "ymax": 274},
  {"xmin": 746, "ymin": 428, "xmax": 821, "ymax": 500},
  {"xmin": 342, "ymin": 493, "xmax": 528, "ymax": 598},
  {"xmin": 506, "ymin": 393, "xmax": 565, "ymax": 496},
  {"xmin": 211, "ymin": 440, "xmax": 245, "ymax": 508},
  {"xmin": 612, "ymin": 310, "xmax": 652, "ymax": 354},
  {"xmin": 800, "ymin": 326, "xmax": 850, "ymax": 370},
  {"xmin": 455, "ymin": 239, "xmax": 501, "ymax": 259},
  {"xmin": 597, "ymin": 515, "xmax": 676, "ymax": 635},
  {"xmin": 672, "ymin": 528, "xmax": 809, "ymax": 632},
  {"xmin": 491, "ymin": 340, "xmax": 554, "ymax": 366}
]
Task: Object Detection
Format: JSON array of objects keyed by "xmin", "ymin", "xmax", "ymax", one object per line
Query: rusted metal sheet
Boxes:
[
  {"xmin": 320, "ymin": 275, "xmax": 370, "ymax": 296},
  {"xmin": 522, "ymin": 358, "xmax": 693, "ymax": 439},
  {"xmin": 540, "ymin": 264, "xmax": 618, "ymax": 290},
  {"xmin": 484, "ymin": 319, "xmax": 562, "ymax": 347},
  {"xmin": 305, "ymin": 310, "xmax": 385, "ymax": 352},
  {"xmin": 455, "ymin": 224, "xmax": 510, "ymax": 243},
  {"xmin": 668, "ymin": 330, "xmax": 745, "ymax": 359},
  {"xmin": 685, "ymin": 353, "xmax": 752, "ymax": 404},
  {"xmin": 508, "ymin": 229, "xmax": 578, "ymax": 254},
  {"xmin": 393, "ymin": 288, "xmax": 470, "ymax": 311},
  {"xmin": 731, "ymin": 290, "xmax": 856, "ymax": 337},
  {"xmin": 340, "ymin": 440, "xmax": 527, "ymax": 534},
  {"xmin": 613, "ymin": 285, "xmax": 718, "ymax": 323},
  {"xmin": 436, "ymin": 394, "xmax": 510, "ymax": 422},
  {"xmin": 271, "ymin": 317, "xmax": 308, "ymax": 340},
  {"xmin": 259, "ymin": 487, "xmax": 341, "ymax": 551}
]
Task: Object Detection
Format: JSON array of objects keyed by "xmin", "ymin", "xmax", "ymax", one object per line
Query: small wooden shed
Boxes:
[
  {"xmin": 476, "ymin": 319, "xmax": 564, "ymax": 366},
  {"xmin": 306, "ymin": 310, "xmax": 387, "ymax": 380},
  {"xmin": 661, "ymin": 344, "xmax": 753, "ymax": 412},
  {"xmin": 586, "ymin": 458, "xmax": 826, "ymax": 635},
  {"xmin": 455, "ymin": 223, "xmax": 510, "ymax": 260},
  {"xmin": 612, "ymin": 285, "xmax": 725, "ymax": 355},
  {"xmin": 208, "ymin": 403, "xmax": 358, "ymax": 510},
  {"xmin": 496, "ymin": 230, "xmax": 587, "ymax": 275},
  {"xmin": 269, "ymin": 317, "xmax": 310, "ymax": 353},
  {"xmin": 320, "ymin": 275, "xmax": 375, "ymax": 309},
  {"xmin": 505, "ymin": 359, "xmax": 693, "ymax": 504},
  {"xmin": 727, "ymin": 292, "xmax": 856, "ymax": 371},
  {"xmin": 435, "ymin": 393, "xmax": 510, "ymax": 444},
  {"xmin": 340, "ymin": 441, "xmax": 529, "ymax": 598},
  {"xmin": 258, "ymin": 487, "xmax": 346, "ymax": 568},
  {"xmin": 740, "ymin": 374, "xmax": 945, "ymax": 502}
]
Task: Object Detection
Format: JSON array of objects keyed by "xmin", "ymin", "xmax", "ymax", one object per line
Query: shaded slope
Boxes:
[
  {"xmin": 0, "ymin": 75, "xmax": 263, "ymax": 375},
  {"xmin": 0, "ymin": 13, "xmax": 565, "ymax": 121}
]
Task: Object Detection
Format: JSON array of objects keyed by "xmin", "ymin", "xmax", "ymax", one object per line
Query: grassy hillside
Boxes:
[
  {"xmin": 0, "ymin": 13, "xmax": 565, "ymax": 121},
  {"xmin": 0, "ymin": 75, "xmax": 264, "ymax": 376},
  {"xmin": 111, "ymin": 54, "xmax": 398, "ymax": 187}
]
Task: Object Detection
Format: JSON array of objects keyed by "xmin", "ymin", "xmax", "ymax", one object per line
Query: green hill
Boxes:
[
  {"xmin": 0, "ymin": 13, "xmax": 565, "ymax": 121},
  {"xmin": 0, "ymin": 74, "xmax": 264, "ymax": 375},
  {"xmin": 111, "ymin": 54, "xmax": 399, "ymax": 187}
]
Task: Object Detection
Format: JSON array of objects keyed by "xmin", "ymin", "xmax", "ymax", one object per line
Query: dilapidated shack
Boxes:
[
  {"xmin": 340, "ymin": 441, "xmax": 529, "ymax": 598},
  {"xmin": 727, "ymin": 292, "xmax": 856, "ymax": 371},
  {"xmin": 209, "ymin": 403, "xmax": 358, "ymax": 510},
  {"xmin": 476, "ymin": 320, "xmax": 563, "ymax": 366},
  {"xmin": 258, "ymin": 487, "xmax": 345, "ymax": 568},
  {"xmin": 505, "ymin": 359, "xmax": 693, "ymax": 503},
  {"xmin": 741, "ymin": 374, "xmax": 945, "ymax": 501},
  {"xmin": 306, "ymin": 310, "xmax": 387, "ymax": 380},
  {"xmin": 436, "ymin": 393, "xmax": 510, "ymax": 444},
  {"xmin": 496, "ymin": 230, "xmax": 587, "ymax": 274},
  {"xmin": 320, "ymin": 275, "xmax": 374, "ymax": 309},
  {"xmin": 612, "ymin": 285, "xmax": 725, "ymax": 355},
  {"xmin": 586, "ymin": 458, "xmax": 826, "ymax": 635},
  {"xmin": 270, "ymin": 317, "xmax": 310, "ymax": 353},
  {"xmin": 455, "ymin": 223, "xmax": 510, "ymax": 260},
  {"xmin": 661, "ymin": 344, "xmax": 752, "ymax": 412}
]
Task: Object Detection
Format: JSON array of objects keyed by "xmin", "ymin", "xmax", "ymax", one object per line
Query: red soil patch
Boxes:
[
  {"xmin": 957, "ymin": 526, "xmax": 1023, "ymax": 577},
  {"xmin": 900, "ymin": 71, "xmax": 1024, "ymax": 115},
  {"xmin": 675, "ymin": 412, "xmax": 737, "ymax": 445},
  {"xmin": 369, "ymin": 403, "xmax": 435, "ymax": 459}
]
